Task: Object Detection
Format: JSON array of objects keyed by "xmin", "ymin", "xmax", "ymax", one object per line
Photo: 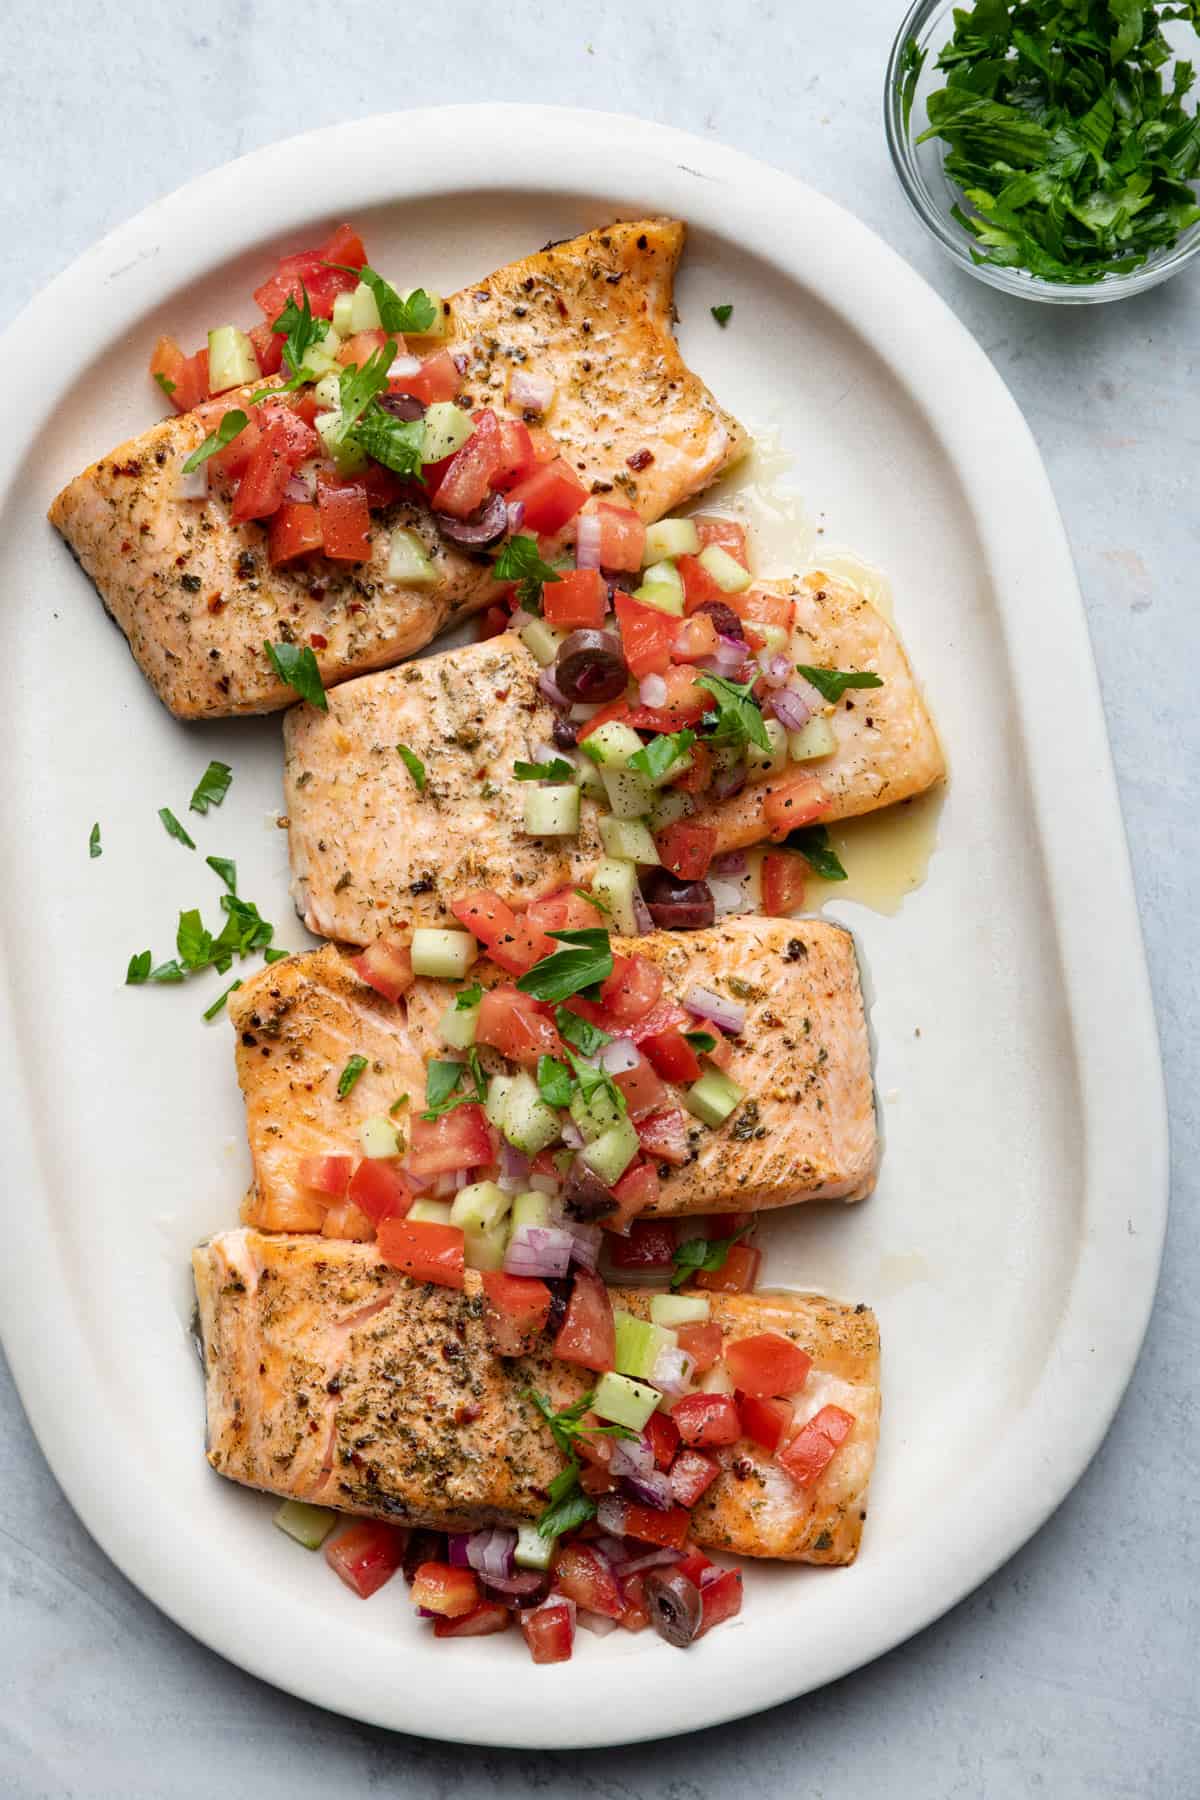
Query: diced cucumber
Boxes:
[
  {"xmin": 697, "ymin": 1360, "xmax": 735, "ymax": 1395},
  {"xmin": 650, "ymin": 1293, "xmax": 711, "ymax": 1327},
  {"xmin": 207, "ymin": 326, "xmax": 261, "ymax": 394},
  {"xmin": 684, "ymin": 1069, "xmax": 745, "ymax": 1127},
  {"xmin": 511, "ymin": 1190, "xmax": 551, "ymax": 1232},
  {"xmin": 580, "ymin": 720, "xmax": 644, "ymax": 770},
  {"xmin": 438, "ymin": 1000, "xmax": 479, "ymax": 1051},
  {"xmin": 697, "ymin": 544, "xmax": 752, "ymax": 593},
  {"xmin": 598, "ymin": 816, "xmax": 659, "ymax": 864},
  {"xmin": 405, "ymin": 288, "xmax": 448, "ymax": 339},
  {"xmin": 580, "ymin": 1116, "xmax": 640, "ymax": 1186},
  {"xmin": 408, "ymin": 1199, "xmax": 454, "ymax": 1225},
  {"xmin": 747, "ymin": 717, "xmax": 789, "ymax": 782},
  {"xmin": 592, "ymin": 1370, "xmax": 661, "ymax": 1431},
  {"xmin": 503, "ymin": 1071, "xmax": 562, "ymax": 1155},
  {"xmin": 570, "ymin": 1083, "xmax": 623, "ymax": 1144},
  {"xmin": 647, "ymin": 788, "xmax": 695, "ymax": 831},
  {"xmin": 350, "ymin": 280, "xmax": 383, "ymax": 332},
  {"xmin": 590, "ymin": 857, "xmax": 639, "ymax": 935},
  {"xmin": 297, "ymin": 329, "xmax": 343, "ymax": 381},
  {"xmin": 464, "ymin": 1220, "xmax": 508, "ymax": 1272},
  {"xmin": 756, "ymin": 623, "xmax": 790, "ymax": 657},
  {"xmin": 789, "ymin": 716, "xmax": 837, "ymax": 762},
  {"xmin": 642, "ymin": 559, "xmax": 684, "ymax": 604},
  {"xmin": 613, "ymin": 1309, "xmax": 678, "ymax": 1380},
  {"xmin": 273, "ymin": 1499, "xmax": 337, "ymax": 1550},
  {"xmin": 519, "ymin": 618, "xmax": 564, "ymax": 666},
  {"xmin": 331, "ymin": 291, "xmax": 356, "ymax": 338},
  {"xmin": 601, "ymin": 767, "xmax": 656, "ymax": 820},
  {"xmin": 358, "ymin": 1114, "xmax": 400, "ymax": 1159},
  {"xmin": 574, "ymin": 753, "xmax": 605, "ymax": 799},
  {"xmin": 422, "ymin": 400, "xmax": 472, "ymax": 463},
  {"xmin": 386, "ymin": 527, "xmax": 438, "ymax": 587},
  {"xmin": 484, "ymin": 1073, "xmax": 517, "ymax": 1130},
  {"xmin": 523, "ymin": 785, "xmax": 579, "ymax": 837},
  {"xmin": 450, "ymin": 1180, "xmax": 511, "ymax": 1234},
  {"xmin": 631, "ymin": 581, "xmax": 685, "ymax": 616},
  {"xmin": 316, "ymin": 410, "xmax": 368, "ymax": 475},
  {"xmin": 515, "ymin": 1522, "xmax": 554, "ymax": 1569},
  {"xmin": 643, "ymin": 518, "xmax": 700, "ymax": 564},
  {"xmin": 313, "ymin": 371, "xmax": 342, "ymax": 412},
  {"xmin": 410, "ymin": 928, "xmax": 476, "ymax": 979}
]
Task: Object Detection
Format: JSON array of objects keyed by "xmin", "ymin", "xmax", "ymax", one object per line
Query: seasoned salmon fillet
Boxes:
[
  {"xmin": 193, "ymin": 1228, "xmax": 880, "ymax": 1564},
  {"xmin": 229, "ymin": 917, "xmax": 877, "ymax": 1224},
  {"xmin": 284, "ymin": 574, "xmax": 943, "ymax": 942},
  {"xmin": 48, "ymin": 221, "xmax": 745, "ymax": 719}
]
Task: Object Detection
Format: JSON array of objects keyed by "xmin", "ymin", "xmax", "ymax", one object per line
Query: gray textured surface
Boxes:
[{"xmin": 2, "ymin": 3, "xmax": 1196, "ymax": 1795}]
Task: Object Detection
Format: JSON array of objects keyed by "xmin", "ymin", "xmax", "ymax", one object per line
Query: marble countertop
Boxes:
[{"xmin": 2, "ymin": 3, "xmax": 1196, "ymax": 1795}]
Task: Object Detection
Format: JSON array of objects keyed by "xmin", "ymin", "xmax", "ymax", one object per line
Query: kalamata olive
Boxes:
[
  {"xmin": 482, "ymin": 1570, "xmax": 551, "ymax": 1608},
  {"xmin": 639, "ymin": 868, "xmax": 716, "ymax": 931},
  {"xmin": 552, "ymin": 715, "xmax": 579, "ymax": 750},
  {"xmin": 379, "ymin": 392, "xmax": 427, "ymax": 422},
  {"xmin": 544, "ymin": 1275, "xmax": 574, "ymax": 1337},
  {"xmin": 644, "ymin": 1569, "xmax": 704, "ymax": 1647},
  {"xmin": 434, "ymin": 490, "xmax": 509, "ymax": 548},
  {"xmin": 564, "ymin": 1158, "xmax": 618, "ymax": 1221},
  {"xmin": 402, "ymin": 1528, "xmax": 445, "ymax": 1584},
  {"xmin": 694, "ymin": 599, "xmax": 745, "ymax": 641},
  {"xmin": 554, "ymin": 629, "xmax": 627, "ymax": 703}
]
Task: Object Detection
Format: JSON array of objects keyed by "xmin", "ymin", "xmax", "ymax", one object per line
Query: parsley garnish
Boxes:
[
  {"xmin": 125, "ymin": 951, "xmax": 151, "ymax": 985},
  {"xmin": 337, "ymin": 1054, "xmax": 369, "ymax": 1098},
  {"xmin": 671, "ymin": 1226, "xmax": 749, "ymax": 1290},
  {"xmin": 395, "ymin": 744, "xmax": 426, "ymax": 791},
  {"xmin": 516, "ymin": 928, "xmax": 613, "ymax": 1004},
  {"xmin": 205, "ymin": 855, "xmax": 237, "ymax": 894},
  {"xmin": 565, "ymin": 1048, "xmax": 627, "ymax": 1120},
  {"xmin": 455, "ymin": 984, "xmax": 483, "ymax": 1010},
  {"xmin": 269, "ymin": 284, "xmax": 329, "ymax": 385},
  {"xmin": 350, "ymin": 406, "xmax": 426, "ymax": 478},
  {"xmin": 336, "ymin": 266, "xmax": 438, "ymax": 336},
  {"xmin": 683, "ymin": 1029, "xmax": 717, "ymax": 1054},
  {"xmin": 159, "ymin": 807, "xmax": 196, "ymax": 850},
  {"xmin": 263, "ymin": 947, "xmax": 290, "ymax": 964},
  {"xmin": 89, "ymin": 822, "xmax": 101, "ymax": 860},
  {"xmin": 796, "ymin": 665, "xmax": 883, "ymax": 704},
  {"xmin": 334, "ymin": 341, "xmax": 397, "ymax": 436},
  {"xmin": 203, "ymin": 978, "xmax": 243, "ymax": 1022},
  {"xmin": 555, "ymin": 1007, "xmax": 612, "ymax": 1056},
  {"xmin": 628, "ymin": 728, "xmax": 696, "ymax": 782},
  {"xmin": 575, "ymin": 887, "xmax": 610, "ymax": 915},
  {"xmin": 125, "ymin": 889, "xmax": 278, "ymax": 995},
  {"xmin": 420, "ymin": 1052, "xmax": 487, "ymax": 1119},
  {"xmin": 695, "ymin": 672, "xmax": 771, "ymax": 753},
  {"xmin": 154, "ymin": 371, "xmax": 176, "ymax": 398},
  {"xmin": 536, "ymin": 1054, "xmax": 576, "ymax": 1110},
  {"xmin": 389, "ymin": 1092, "xmax": 410, "ymax": 1115},
  {"xmin": 265, "ymin": 640, "xmax": 327, "ymax": 710},
  {"xmin": 785, "ymin": 824, "xmax": 848, "ymax": 883},
  {"xmin": 898, "ymin": 36, "xmax": 926, "ymax": 135},
  {"xmin": 189, "ymin": 760, "xmax": 233, "ymax": 814},
  {"xmin": 514, "ymin": 757, "xmax": 576, "ymax": 782},
  {"xmin": 491, "ymin": 533, "xmax": 562, "ymax": 610},
  {"xmin": 711, "ymin": 303, "xmax": 733, "ymax": 326},
  {"xmin": 527, "ymin": 1388, "xmax": 636, "ymax": 1537},
  {"xmin": 537, "ymin": 1472, "xmax": 596, "ymax": 1540},
  {"xmin": 182, "ymin": 409, "xmax": 248, "ymax": 474}
]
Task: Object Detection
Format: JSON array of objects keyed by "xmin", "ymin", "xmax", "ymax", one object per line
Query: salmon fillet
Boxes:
[
  {"xmin": 229, "ymin": 917, "xmax": 877, "ymax": 1224},
  {"xmin": 193, "ymin": 1228, "xmax": 880, "ymax": 1563},
  {"xmin": 48, "ymin": 220, "xmax": 745, "ymax": 719},
  {"xmin": 284, "ymin": 574, "xmax": 943, "ymax": 941}
]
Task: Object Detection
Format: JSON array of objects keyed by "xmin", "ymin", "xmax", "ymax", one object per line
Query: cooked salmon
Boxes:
[
  {"xmin": 284, "ymin": 571, "xmax": 943, "ymax": 941},
  {"xmin": 229, "ymin": 916, "xmax": 876, "ymax": 1225},
  {"xmin": 193, "ymin": 1228, "xmax": 880, "ymax": 1563},
  {"xmin": 48, "ymin": 221, "xmax": 745, "ymax": 719}
]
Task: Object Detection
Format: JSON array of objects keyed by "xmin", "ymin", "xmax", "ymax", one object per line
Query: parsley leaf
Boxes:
[
  {"xmin": 265, "ymin": 640, "xmax": 327, "ymax": 710},
  {"xmin": 272, "ymin": 284, "xmax": 329, "ymax": 381},
  {"xmin": 796, "ymin": 664, "xmax": 884, "ymax": 704},
  {"xmin": 537, "ymin": 1472, "xmax": 596, "ymax": 1540},
  {"xmin": 389, "ymin": 1093, "xmax": 409, "ymax": 1116},
  {"xmin": 350, "ymin": 405, "xmax": 426, "ymax": 479},
  {"xmin": 263, "ymin": 947, "xmax": 290, "ymax": 964},
  {"xmin": 455, "ymin": 984, "xmax": 483, "ymax": 1011},
  {"xmin": 89, "ymin": 822, "xmax": 101, "ymax": 860},
  {"xmin": 683, "ymin": 1029, "xmax": 717, "ymax": 1054},
  {"xmin": 695, "ymin": 672, "xmax": 771, "ymax": 753},
  {"xmin": 420, "ymin": 1054, "xmax": 487, "ymax": 1120},
  {"xmin": 341, "ymin": 266, "xmax": 438, "ymax": 336},
  {"xmin": 555, "ymin": 1007, "xmax": 612, "ymax": 1056},
  {"xmin": 785, "ymin": 824, "xmax": 848, "ymax": 882},
  {"xmin": 575, "ymin": 886, "xmax": 610, "ymax": 915},
  {"xmin": 189, "ymin": 760, "xmax": 233, "ymax": 815},
  {"xmin": 565, "ymin": 1049, "xmax": 627, "ymax": 1119},
  {"xmin": 203, "ymin": 978, "xmax": 243, "ymax": 1022},
  {"xmin": 671, "ymin": 1226, "xmax": 749, "ymax": 1290},
  {"xmin": 337, "ymin": 1054, "xmax": 369, "ymax": 1099},
  {"xmin": 491, "ymin": 533, "xmax": 562, "ymax": 610},
  {"xmin": 628, "ymin": 728, "xmax": 696, "ymax": 782},
  {"xmin": 334, "ymin": 341, "xmax": 397, "ymax": 436},
  {"xmin": 182, "ymin": 409, "xmax": 248, "ymax": 475},
  {"xmin": 126, "ymin": 950, "xmax": 151, "ymax": 985},
  {"xmin": 711, "ymin": 303, "xmax": 734, "ymax": 325},
  {"xmin": 536, "ymin": 1054, "xmax": 576, "ymax": 1110},
  {"xmin": 154, "ymin": 370, "xmax": 176, "ymax": 398},
  {"xmin": 898, "ymin": 36, "xmax": 926, "ymax": 135},
  {"xmin": 528, "ymin": 1388, "xmax": 637, "ymax": 1456},
  {"xmin": 205, "ymin": 855, "xmax": 237, "ymax": 894},
  {"xmin": 159, "ymin": 807, "xmax": 196, "ymax": 850},
  {"xmin": 395, "ymin": 744, "xmax": 427, "ymax": 791},
  {"xmin": 514, "ymin": 757, "xmax": 576, "ymax": 782},
  {"xmin": 516, "ymin": 928, "xmax": 613, "ymax": 1003}
]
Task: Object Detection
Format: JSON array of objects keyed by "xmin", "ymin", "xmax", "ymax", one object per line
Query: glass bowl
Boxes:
[{"xmin": 884, "ymin": 0, "xmax": 1200, "ymax": 304}]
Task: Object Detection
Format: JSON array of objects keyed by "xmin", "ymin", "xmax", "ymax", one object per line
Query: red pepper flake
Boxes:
[
  {"xmin": 627, "ymin": 449, "xmax": 654, "ymax": 471},
  {"xmin": 120, "ymin": 540, "xmax": 133, "ymax": 555},
  {"xmin": 455, "ymin": 1403, "xmax": 482, "ymax": 1427},
  {"xmin": 348, "ymin": 602, "xmax": 363, "ymax": 615},
  {"xmin": 309, "ymin": 632, "xmax": 328, "ymax": 649},
  {"xmin": 495, "ymin": 687, "xmax": 510, "ymax": 701},
  {"xmin": 554, "ymin": 295, "xmax": 568, "ymax": 319},
  {"xmin": 207, "ymin": 594, "xmax": 226, "ymax": 615},
  {"xmin": 112, "ymin": 460, "xmax": 142, "ymax": 478}
]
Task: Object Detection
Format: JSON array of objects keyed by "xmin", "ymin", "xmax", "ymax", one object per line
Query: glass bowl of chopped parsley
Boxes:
[{"xmin": 886, "ymin": 0, "xmax": 1200, "ymax": 302}]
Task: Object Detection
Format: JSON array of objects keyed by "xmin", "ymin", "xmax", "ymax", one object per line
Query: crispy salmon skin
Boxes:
[
  {"xmin": 193, "ymin": 1229, "xmax": 880, "ymax": 1564},
  {"xmin": 48, "ymin": 220, "xmax": 745, "ymax": 718}
]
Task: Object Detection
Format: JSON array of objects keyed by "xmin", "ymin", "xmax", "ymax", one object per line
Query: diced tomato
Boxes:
[
  {"xmin": 475, "ymin": 985, "xmax": 563, "ymax": 1067},
  {"xmin": 359, "ymin": 461, "xmax": 407, "ymax": 509},
  {"xmin": 654, "ymin": 821, "xmax": 718, "ymax": 882},
  {"xmin": 778, "ymin": 1405, "xmax": 856, "ymax": 1487},
  {"xmin": 738, "ymin": 1394, "xmax": 795, "ymax": 1454},
  {"xmin": 625, "ymin": 664, "xmax": 710, "ymax": 731},
  {"xmin": 377, "ymin": 1216, "xmax": 466, "ymax": 1289},
  {"xmin": 695, "ymin": 1242, "xmax": 762, "ymax": 1294},
  {"xmin": 640, "ymin": 1027, "xmax": 702, "ymax": 1086},
  {"xmin": 676, "ymin": 1320, "xmax": 724, "ymax": 1373},
  {"xmin": 347, "ymin": 1158, "xmax": 414, "ymax": 1226},
  {"xmin": 407, "ymin": 1105, "xmax": 492, "ymax": 1179},
  {"xmin": 702, "ymin": 1032, "xmax": 736, "ymax": 1071},
  {"xmin": 543, "ymin": 566, "xmax": 606, "ymax": 630},
  {"xmin": 322, "ymin": 223, "xmax": 368, "ymax": 269},
  {"xmin": 708, "ymin": 1211, "xmax": 755, "ymax": 1237},
  {"xmin": 352, "ymin": 937, "xmax": 414, "ymax": 1002},
  {"xmin": 645, "ymin": 1409, "xmax": 681, "ymax": 1471},
  {"xmin": 389, "ymin": 348, "xmax": 460, "ymax": 406},
  {"xmin": 410, "ymin": 1561, "xmax": 480, "ymax": 1617},
  {"xmin": 432, "ymin": 409, "xmax": 503, "ymax": 519},
  {"xmin": 614, "ymin": 592, "xmax": 675, "ymax": 678},
  {"xmin": 672, "ymin": 614, "xmax": 719, "ymax": 662},
  {"xmin": 584, "ymin": 500, "xmax": 646, "ymax": 573},
  {"xmin": 324, "ymin": 1521, "xmax": 408, "ymax": 1599},
  {"xmin": 693, "ymin": 515, "xmax": 748, "ymax": 567},
  {"xmin": 761, "ymin": 850, "xmax": 808, "ymax": 917},
  {"xmin": 321, "ymin": 1198, "xmax": 374, "ymax": 1241},
  {"xmin": 731, "ymin": 587, "xmax": 794, "ymax": 632},
  {"xmin": 257, "ymin": 403, "xmax": 321, "ymax": 467},
  {"xmin": 617, "ymin": 1571, "xmax": 651, "ymax": 1631},
  {"xmin": 298, "ymin": 1154, "xmax": 354, "ymax": 1198},
  {"xmin": 504, "ymin": 459, "xmax": 588, "ymax": 534},
  {"xmin": 434, "ymin": 1602, "xmax": 511, "ymax": 1638},
  {"xmin": 627, "ymin": 1000, "xmax": 691, "ymax": 1046},
  {"xmin": 230, "ymin": 419, "xmax": 292, "ymax": 522},
  {"xmin": 316, "ymin": 477, "xmax": 371, "ymax": 562},
  {"xmin": 479, "ymin": 604, "xmax": 510, "ymax": 640},
  {"xmin": 488, "ymin": 417, "xmax": 538, "ymax": 490},
  {"xmin": 762, "ymin": 772, "xmax": 830, "ymax": 839},
  {"xmin": 607, "ymin": 1216, "xmax": 675, "ymax": 1271},
  {"xmin": 337, "ymin": 328, "xmax": 388, "ymax": 368},
  {"xmin": 525, "ymin": 888, "xmax": 605, "ymax": 935},
  {"xmin": 598, "ymin": 956, "xmax": 663, "ymax": 1029},
  {"xmin": 450, "ymin": 890, "xmax": 552, "ymax": 977},
  {"xmin": 676, "ymin": 1545, "xmax": 715, "ymax": 1586},
  {"xmin": 723, "ymin": 1332, "xmax": 813, "ymax": 1399},
  {"xmin": 209, "ymin": 409, "xmax": 263, "ymax": 482},
  {"xmin": 635, "ymin": 1108, "xmax": 692, "ymax": 1167},
  {"xmin": 608, "ymin": 1158, "xmax": 660, "ymax": 1224},
  {"xmin": 672, "ymin": 1392, "xmax": 742, "ymax": 1448},
  {"xmin": 253, "ymin": 224, "xmax": 365, "ymax": 322},
  {"xmin": 150, "ymin": 336, "xmax": 210, "ymax": 413},
  {"xmin": 480, "ymin": 1270, "xmax": 552, "ymax": 1356},
  {"xmin": 519, "ymin": 1598, "xmax": 575, "ymax": 1663},
  {"xmin": 248, "ymin": 320, "xmax": 285, "ymax": 378},
  {"xmin": 552, "ymin": 1543, "xmax": 624, "ymax": 1620},
  {"xmin": 697, "ymin": 1568, "xmax": 743, "ymax": 1636},
  {"xmin": 669, "ymin": 1448, "xmax": 721, "ymax": 1507},
  {"xmin": 678, "ymin": 553, "xmax": 727, "ymax": 613},
  {"xmin": 553, "ymin": 1267, "xmax": 615, "ymax": 1373},
  {"xmin": 613, "ymin": 1054, "xmax": 670, "ymax": 1122},
  {"xmin": 267, "ymin": 500, "xmax": 322, "ymax": 567},
  {"xmin": 614, "ymin": 1500, "xmax": 691, "ymax": 1550},
  {"xmin": 576, "ymin": 696, "xmax": 632, "ymax": 742}
]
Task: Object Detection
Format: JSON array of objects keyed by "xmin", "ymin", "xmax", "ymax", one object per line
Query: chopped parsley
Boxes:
[
  {"xmin": 189, "ymin": 760, "xmax": 233, "ymax": 815},
  {"xmin": 491, "ymin": 533, "xmax": 562, "ymax": 610},
  {"xmin": 554, "ymin": 1006, "xmax": 612, "ymax": 1056},
  {"xmin": 251, "ymin": 284, "xmax": 330, "ymax": 396},
  {"xmin": 158, "ymin": 807, "xmax": 196, "ymax": 850},
  {"xmin": 265, "ymin": 640, "xmax": 327, "ymax": 710},
  {"xmin": 205, "ymin": 855, "xmax": 238, "ymax": 894},
  {"xmin": 527, "ymin": 1389, "xmax": 635, "ymax": 1537},
  {"xmin": 696, "ymin": 671, "xmax": 771, "ymax": 753},
  {"xmin": 536, "ymin": 1467, "xmax": 596, "ymax": 1540},
  {"xmin": 203, "ymin": 978, "xmax": 243, "ymax": 1022},
  {"xmin": 671, "ymin": 1226, "xmax": 749, "ymax": 1290},
  {"xmin": 785, "ymin": 823, "xmax": 848, "ymax": 883},
  {"xmin": 628, "ymin": 728, "xmax": 696, "ymax": 782},
  {"xmin": 575, "ymin": 887, "xmax": 610, "ymax": 915},
  {"xmin": 89, "ymin": 822, "xmax": 101, "ymax": 860},
  {"xmin": 796, "ymin": 664, "xmax": 884, "ymax": 704},
  {"xmin": 395, "ymin": 744, "xmax": 427, "ymax": 791},
  {"xmin": 337, "ymin": 1054, "xmax": 369, "ymax": 1099},
  {"xmin": 420, "ymin": 1051, "xmax": 487, "ymax": 1119},
  {"xmin": 125, "ymin": 888, "xmax": 278, "ymax": 995},
  {"xmin": 455, "ymin": 984, "xmax": 484, "ymax": 1010},
  {"xmin": 333, "ymin": 341, "xmax": 397, "ymax": 436},
  {"xmin": 710, "ymin": 303, "xmax": 734, "ymax": 326},
  {"xmin": 345, "ymin": 267, "xmax": 438, "ymax": 336},
  {"xmin": 389, "ymin": 1093, "xmax": 410, "ymax": 1116},
  {"xmin": 536, "ymin": 1054, "xmax": 576, "ymax": 1110},
  {"xmin": 182, "ymin": 409, "xmax": 248, "ymax": 474},
  {"xmin": 516, "ymin": 928, "xmax": 613, "ymax": 1004},
  {"xmin": 514, "ymin": 757, "xmax": 576, "ymax": 782},
  {"xmin": 683, "ymin": 1029, "xmax": 717, "ymax": 1054},
  {"xmin": 565, "ymin": 1049, "xmax": 627, "ymax": 1120},
  {"xmin": 350, "ymin": 406, "xmax": 426, "ymax": 479},
  {"xmin": 154, "ymin": 371, "xmax": 176, "ymax": 398}
]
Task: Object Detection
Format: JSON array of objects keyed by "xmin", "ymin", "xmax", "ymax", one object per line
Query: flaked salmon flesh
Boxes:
[
  {"xmin": 48, "ymin": 221, "xmax": 745, "ymax": 718},
  {"xmin": 193, "ymin": 1228, "xmax": 880, "ymax": 1564}
]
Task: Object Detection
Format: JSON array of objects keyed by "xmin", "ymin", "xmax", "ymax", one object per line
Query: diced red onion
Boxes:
[
  {"xmin": 610, "ymin": 1437, "xmax": 654, "ymax": 1482},
  {"xmin": 569, "ymin": 701, "xmax": 601, "ymax": 722},
  {"xmin": 465, "ymin": 1527, "xmax": 517, "ymax": 1582},
  {"xmin": 451, "ymin": 350, "xmax": 470, "ymax": 375},
  {"xmin": 592, "ymin": 1534, "xmax": 628, "ymax": 1565},
  {"xmin": 574, "ymin": 508, "xmax": 603, "ymax": 568},
  {"xmin": 433, "ymin": 1167, "xmax": 470, "ymax": 1195},
  {"xmin": 631, "ymin": 892, "xmax": 655, "ymax": 935},
  {"xmin": 175, "ymin": 457, "xmax": 208, "ymax": 502},
  {"xmin": 704, "ymin": 634, "xmax": 750, "ymax": 675},
  {"xmin": 509, "ymin": 368, "xmax": 556, "ymax": 413},
  {"xmin": 499, "ymin": 1142, "xmax": 531, "ymax": 1193},
  {"xmin": 447, "ymin": 1532, "xmax": 472, "ymax": 1568},
  {"xmin": 710, "ymin": 878, "xmax": 745, "ymax": 919},
  {"xmin": 757, "ymin": 649, "xmax": 793, "ymax": 689},
  {"xmin": 505, "ymin": 499, "xmax": 526, "ymax": 535},
  {"xmin": 709, "ymin": 850, "xmax": 747, "ymax": 877},
  {"xmin": 577, "ymin": 1609, "xmax": 619, "ymax": 1637},
  {"xmin": 710, "ymin": 759, "xmax": 747, "ymax": 801},
  {"xmin": 699, "ymin": 1563, "xmax": 726, "ymax": 1588},
  {"xmin": 538, "ymin": 666, "xmax": 569, "ymax": 709},
  {"xmin": 509, "ymin": 607, "xmax": 536, "ymax": 633},
  {"xmin": 621, "ymin": 1470, "xmax": 674, "ymax": 1511},
  {"xmin": 639, "ymin": 673, "xmax": 668, "ymax": 708},
  {"xmin": 400, "ymin": 1162, "xmax": 431, "ymax": 1193},
  {"xmin": 560, "ymin": 1118, "xmax": 585, "ymax": 1151},
  {"xmin": 503, "ymin": 1224, "xmax": 574, "ymax": 1278},
  {"xmin": 599, "ymin": 1036, "xmax": 640, "ymax": 1076},
  {"xmin": 596, "ymin": 1495, "xmax": 628, "ymax": 1539},
  {"xmin": 417, "ymin": 1606, "xmax": 439, "ymax": 1619},
  {"xmin": 684, "ymin": 986, "xmax": 746, "ymax": 1035},
  {"xmin": 484, "ymin": 1568, "xmax": 549, "ymax": 1600},
  {"xmin": 563, "ymin": 1220, "xmax": 602, "ymax": 1272},
  {"xmin": 283, "ymin": 470, "xmax": 315, "ymax": 504},
  {"xmin": 617, "ymin": 1545, "xmax": 684, "ymax": 1577},
  {"xmin": 650, "ymin": 1344, "xmax": 695, "ymax": 1396},
  {"xmin": 769, "ymin": 685, "xmax": 816, "ymax": 732},
  {"xmin": 388, "ymin": 353, "xmax": 422, "ymax": 380}
]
